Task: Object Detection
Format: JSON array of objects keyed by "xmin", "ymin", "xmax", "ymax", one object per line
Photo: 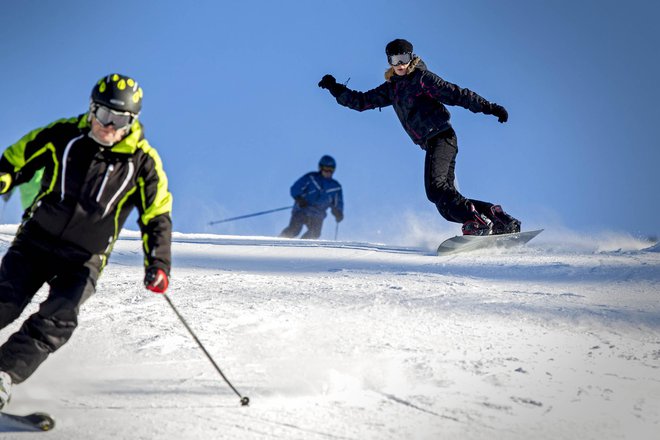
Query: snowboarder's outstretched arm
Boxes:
[
  {"xmin": 319, "ymin": 75, "xmax": 392, "ymax": 111},
  {"xmin": 420, "ymin": 71, "xmax": 508, "ymax": 123}
]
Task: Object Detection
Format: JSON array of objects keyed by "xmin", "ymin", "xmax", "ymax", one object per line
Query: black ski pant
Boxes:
[
  {"xmin": 424, "ymin": 129, "xmax": 494, "ymax": 223},
  {"xmin": 280, "ymin": 210, "xmax": 324, "ymax": 239},
  {"xmin": 0, "ymin": 232, "xmax": 101, "ymax": 384}
]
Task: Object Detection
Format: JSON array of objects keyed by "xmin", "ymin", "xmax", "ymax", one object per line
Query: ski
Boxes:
[
  {"xmin": 0, "ymin": 411, "xmax": 55, "ymax": 432},
  {"xmin": 437, "ymin": 229, "xmax": 544, "ymax": 255}
]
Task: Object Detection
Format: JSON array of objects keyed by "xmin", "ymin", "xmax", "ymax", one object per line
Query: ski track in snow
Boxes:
[{"xmin": 0, "ymin": 226, "xmax": 658, "ymax": 439}]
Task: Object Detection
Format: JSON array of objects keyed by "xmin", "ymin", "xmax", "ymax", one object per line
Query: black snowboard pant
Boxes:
[
  {"xmin": 424, "ymin": 129, "xmax": 495, "ymax": 223},
  {"xmin": 280, "ymin": 210, "xmax": 324, "ymax": 239},
  {"xmin": 0, "ymin": 231, "xmax": 101, "ymax": 384}
]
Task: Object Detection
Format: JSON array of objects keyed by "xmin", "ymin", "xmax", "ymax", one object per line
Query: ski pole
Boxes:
[
  {"xmin": 334, "ymin": 222, "xmax": 339, "ymax": 241},
  {"xmin": 208, "ymin": 205, "xmax": 293, "ymax": 226},
  {"xmin": 162, "ymin": 294, "xmax": 250, "ymax": 406},
  {"xmin": 0, "ymin": 190, "xmax": 12, "ymax": 222}
]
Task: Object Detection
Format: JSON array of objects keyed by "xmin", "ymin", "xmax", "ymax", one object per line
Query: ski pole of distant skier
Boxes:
[
  {"xmin": 208, "ymin": 205, "xmax": 292, "ymax": 226},
  {"xmin": 162, "ymin": 294, "xmax": 250, "ymax": 406},
  {"xmin": 334, "ymin": 222, "xmax": 339, "ymax": 241}
]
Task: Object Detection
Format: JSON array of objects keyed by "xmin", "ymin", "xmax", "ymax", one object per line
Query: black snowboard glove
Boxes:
[
  {"xmin": 295, "ymin": 196, "xmax": 308, "ymax": 208},
  {"xmin": 492, "ymin": 104, "xmax": 508, "ymax": 123},
  {"xmin": 484, "ymin": 103, "xmax": 508, "ymax": 123},
  {"xmin": 332, "ymin": 209, "xmax": 344, "ymax": 223},
  {"xmin": 318, "ymin": 74, "xmax": 346, "ymax": 98}
]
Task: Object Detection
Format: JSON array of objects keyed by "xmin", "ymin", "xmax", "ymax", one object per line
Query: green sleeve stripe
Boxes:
[
  {"xmin": 138, "ymin": 141, "xmax": 173, "ymax": 225},
  {"xmin": 142, "ymin": 232, "xmax": 150, "ymax": 267},
  {"xmin": 27, "ymin": 144, "xmax": 59, "ymax": 202},
  {"xmin": 4, "ymin": 126, "xmax": 47, "ymax": 170},
  {"xmin": 3, "ymin": 117, "xmax": 79, "ymax": 170}
]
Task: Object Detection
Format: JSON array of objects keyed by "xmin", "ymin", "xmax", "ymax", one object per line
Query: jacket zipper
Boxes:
[
  {"xmin": 60, "ymin": 134, "xmax": 85, "ymax": 201},
  {"xmin": 96, "ymin": 164, "xmax": 114, "ymax": 202},
  {"xmin": 102, "ymin": 161, "xmax": 134, "ymax": 217}
]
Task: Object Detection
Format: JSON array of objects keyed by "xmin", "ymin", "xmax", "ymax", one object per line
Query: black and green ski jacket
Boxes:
[{"xmin": 0, "ymin": 114, "xmax": 172, "ymax": 273}]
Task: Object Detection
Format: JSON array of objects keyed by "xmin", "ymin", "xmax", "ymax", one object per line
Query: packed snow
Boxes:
[{"xmin": 0, "ymin": 224, "xmax": 658, "ymax": 439}]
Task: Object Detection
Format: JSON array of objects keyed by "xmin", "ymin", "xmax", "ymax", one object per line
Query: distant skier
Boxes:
[
  {"xmin": 318, "ymin": 38, "xmax": 520, "ymax": 236},
  {"xmin": 280, "ymin": 155, "xmax": 344, "ymax": 239},
  {"xmin": 0, "ymin": 73, "xmax": 173, "ymax": 409}
]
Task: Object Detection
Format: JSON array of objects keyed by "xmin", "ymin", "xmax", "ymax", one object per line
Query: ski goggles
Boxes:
[
  {"xmin": 91, "ymin": 104, "xmax": 137, "ymax": 129},
  {"xmin": 387, "ymin": 52, "xmax": 413, "ymax": 66},
  {"xmin": 320, "ymin": 166, "xmax": 335, "ymax": 173}
]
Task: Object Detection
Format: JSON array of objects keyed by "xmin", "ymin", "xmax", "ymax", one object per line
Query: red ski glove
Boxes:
[{"xmin": 144, "ymin": 267, "xmax": 169, "ymax": 294}]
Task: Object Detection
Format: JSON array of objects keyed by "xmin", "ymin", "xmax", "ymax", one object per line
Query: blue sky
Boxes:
[{"xmin": 1, "ymin": 1, "xmax": 658, "ymax": 242}]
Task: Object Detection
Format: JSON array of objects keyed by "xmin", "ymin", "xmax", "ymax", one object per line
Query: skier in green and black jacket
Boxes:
[{"xmin": 0, "ymin": 73, "xmax": 173, "ymax": 409}]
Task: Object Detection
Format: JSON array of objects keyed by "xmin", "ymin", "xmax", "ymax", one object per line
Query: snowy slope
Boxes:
[{"xmin": 0, "ymin": 225, "xmax": 658, "ymax": 439}]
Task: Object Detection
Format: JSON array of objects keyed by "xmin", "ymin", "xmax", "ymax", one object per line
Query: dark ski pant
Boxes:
[
  {"xmin": 424, "ymin": 129, "xmax": 495, "ymax": 223},
  {"xmin": 280, "ymin": 210, "xmax": 324, "ymax": 239},
  {"xmin": 0, "ymin": 233, "xmax": 101, "ymax": 384}
]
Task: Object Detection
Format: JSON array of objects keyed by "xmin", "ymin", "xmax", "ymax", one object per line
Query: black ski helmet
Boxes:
[
  {"xmin": 385, "ymin": 39, "xmax": 413, "ymax": 56},
  {"xmin": 91, "ymin": 73, "xmax": 143, "ymax": 114},
  {"xmin": 318, "ymin": 155, "xmax": 336, "ymax": 169}
]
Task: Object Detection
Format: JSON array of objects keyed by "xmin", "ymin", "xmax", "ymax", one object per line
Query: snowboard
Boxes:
[
  {"xmin": 437, "ymin": 229, "xmax": 543, "ymax": 256},
  {"xmin": 0, "ymin": 411, "xmax": 55, "ymax": 432}
]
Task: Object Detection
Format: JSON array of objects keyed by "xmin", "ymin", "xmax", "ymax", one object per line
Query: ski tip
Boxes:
[
  {"xmin": 240, "ymin": 396, "xmax": 250, "ymax": 406},
  {"xmin": 27, "ymin": 412, "xmax": 55, "ymax": 431},
  {"xmin": 34, "ymin": 412, "xmax": 55, "ymax": 431},
  {"xmin": 0, "ymin": 411, "xmax": 55, "ymax": 432}
]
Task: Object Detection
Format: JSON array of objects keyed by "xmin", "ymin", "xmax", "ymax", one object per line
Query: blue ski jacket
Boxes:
[{"xmin": 291, "ymin": 171, "xmax": 343, "ymax": 219}]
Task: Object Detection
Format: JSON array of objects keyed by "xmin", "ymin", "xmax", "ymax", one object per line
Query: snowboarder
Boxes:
[
  {"xmin": 318, "ymin": 38, "xmax": 520, "ymax": 236},
  {"xmin": 0, "ymin": 73, "xmax": 173, "ymax": 409},
  {"xmin": 280, "ymin": 155, "xmax": 344, "ymax": 239}
]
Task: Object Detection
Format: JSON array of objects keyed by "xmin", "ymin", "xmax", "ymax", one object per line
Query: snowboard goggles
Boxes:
[
  {"xmin": 91, "ymin": 104, "xmax": 136, "ymax": 129},
  {"xmin": 387, "ymin": 52, "xmax": 413, "ymax": 66},
  {"xmin": 320, "ymin": 166, "xmax": 335, "ymax": 173}
]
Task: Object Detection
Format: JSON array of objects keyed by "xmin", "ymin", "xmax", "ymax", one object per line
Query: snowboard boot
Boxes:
[
  {"xmin": 462, "ymin": 205, "xmax": 493, "ymax": 236},
  {"xmin": 0, "ymin": 371, "xmax": 12, "ymax": 410},
  {"xmin": 489, "ymin": 205, "xmax": 521, "ymax": 235}
]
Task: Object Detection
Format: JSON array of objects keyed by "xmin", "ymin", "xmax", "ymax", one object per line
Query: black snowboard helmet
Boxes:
[
  {"xmin": 318, "ymin": 155, "xmax": 336, "ymax": 170},
  {"xmin": 90, "ymin": 73, "xmax": 143, "ymax": 115},
  {"xmin": 385, "ymin": 39, "xmax": 413, "ymax": 56}
]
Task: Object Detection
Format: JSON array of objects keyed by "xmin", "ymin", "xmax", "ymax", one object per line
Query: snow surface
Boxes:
[{"xmin": 0, "ymin": 224, "xmax": 658, "ymax": 439}]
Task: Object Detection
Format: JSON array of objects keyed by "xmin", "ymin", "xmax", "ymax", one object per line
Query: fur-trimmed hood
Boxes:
[{"xmin": 384, "ymin": 57, "xmax": 426, "ymax": 81}]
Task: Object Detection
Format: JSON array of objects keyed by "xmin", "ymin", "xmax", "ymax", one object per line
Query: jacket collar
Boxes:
[
  {"xmin": 385, "ymin": 57, "xmax": 426, "ymax": 82},
  {"xmin": 81, "ymin": 113, "xmax": 144, "ymax": 154}
]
